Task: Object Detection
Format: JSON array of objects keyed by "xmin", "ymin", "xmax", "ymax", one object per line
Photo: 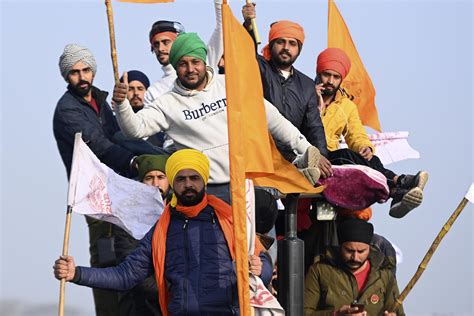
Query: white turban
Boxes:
[{"xmin": 59, "ymin": 44, "xmax": 97, "ymax": 80}]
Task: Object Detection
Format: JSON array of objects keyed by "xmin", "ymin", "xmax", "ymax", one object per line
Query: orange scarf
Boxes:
[{"xmin": 151, "ymin": 194, "xmax": 265, "ymax": 316}]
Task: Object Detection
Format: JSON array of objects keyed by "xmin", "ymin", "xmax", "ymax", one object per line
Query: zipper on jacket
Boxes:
[{"xmin": 183, "ymin": 218, "xmax": 189, "ymax": 315}]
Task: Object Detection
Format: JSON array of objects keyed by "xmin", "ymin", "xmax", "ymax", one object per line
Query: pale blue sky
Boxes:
[{"xmin": 1, "ymin": 0, "xmax": 473, "ymax": 315}]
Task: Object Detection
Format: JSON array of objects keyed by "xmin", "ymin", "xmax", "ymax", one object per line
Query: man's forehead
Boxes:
[
  {"xmin": 176, "ymin": 168, "xmax": 201, "ymax": 177},
  {"xmin": 145, "ymin": 169, "xmax": 166, "ymax": 177},
  {"xmin": 321, "ymin": 69, "xmax": 342, "ymax": 77},
  {"xmin": 129, "ymin": 80, "xmax": 146, "ymax": 88},
  {"xmin": 342, "ymin": 241, "xmax": 370, "ymax": 250},
  {"xmin": 178, "ymin": 56, "xmax": 203, "ymax": 63},
  {"xmin": 274, "ymin": 37, "xmax": 299, "ymax": 42},
  {"xmin": 71, "ymin": 61, "xmax": 89, "ymax": 70}
]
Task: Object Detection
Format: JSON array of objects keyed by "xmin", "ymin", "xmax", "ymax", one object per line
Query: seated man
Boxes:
[
  {"xmin": 54, "ymin": 149, "xmax": 273, "ymax": 315},
  {"xmin": 112, "ymin": 32, "xmax": 321, "ymax": 203},
  {"xmin": 315, "ymin": 48, "xmax": 428, "ymax": 218},
  {"xmin": 304, "ymin": 218, "xmax": 404, "ymax": 316},
  {"xmin": 114, "ymin": 154, "xmax": 170, "ymax": 316}
]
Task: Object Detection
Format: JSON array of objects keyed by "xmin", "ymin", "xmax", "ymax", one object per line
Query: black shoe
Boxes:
[{"xmin": 389, "ymin": 171, "xmax": 429, "ymax": 218}]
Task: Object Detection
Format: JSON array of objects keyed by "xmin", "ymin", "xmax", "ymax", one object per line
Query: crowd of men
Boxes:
[{"xmin": 52, "ymin": 2, "xmax": 429, "ymax": 315}]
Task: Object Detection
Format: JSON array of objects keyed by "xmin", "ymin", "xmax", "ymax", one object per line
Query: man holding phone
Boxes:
[
  {"xmin": 304, "ymin": 218, "xmax": 404, "ymax": 315},
  {"xmin": 314, "ymin": 48, "xmax": 428, "ymax": 219}
]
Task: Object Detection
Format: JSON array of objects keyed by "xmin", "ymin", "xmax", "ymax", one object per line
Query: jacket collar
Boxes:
[{"xmin": 172, "ymin": 66, "xmax": 215, "ymax": 96}]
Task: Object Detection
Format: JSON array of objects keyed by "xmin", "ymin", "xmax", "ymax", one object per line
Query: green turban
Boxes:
[
  {"xmin": 136, "ymin": 154, "xmax": 169, "ymax": 182},
  {"xmin": 169, "ymin": 32, "xmax": 207, "ymax": 69}
]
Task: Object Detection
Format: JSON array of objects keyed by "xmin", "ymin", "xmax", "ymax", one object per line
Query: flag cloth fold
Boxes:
[
  {"xmin": 328, "ymin": 0, "xmax": 381, "ymax": 132},
  {"xmin": 223, "ymin": 3, "xmax": 323, "ymax": 315},
  {"xmin": 340, "ymin": 131, "xmax": 420, "ymax": 165},
  {"xmin": 116, "ymin": 0, "xmax": 174, "ymax": 3},
  {"xmin": 68, "ymin": 133, "xmax": 164, "ymax": 239}
]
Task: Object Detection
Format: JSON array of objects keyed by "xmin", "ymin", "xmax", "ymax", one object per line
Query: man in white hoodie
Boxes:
[
  {"xmin": 113, "ymin": 32, "xmax": 320, "ymax": 202},
  {"xmin": 144, "ymin": 1, "xmax": 224, "ymax": 105}
]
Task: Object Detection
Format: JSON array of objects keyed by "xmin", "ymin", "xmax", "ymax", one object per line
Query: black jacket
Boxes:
[
  {"xmin": 53, "ymin": 86, "xmax": 135, "ymax": 178},
  {"xmin": 257, "ymin": 55, "xmax": 329, "ymax": 159}
]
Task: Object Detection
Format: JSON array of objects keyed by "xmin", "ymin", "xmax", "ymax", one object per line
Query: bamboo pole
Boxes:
[
  {"xmin": 58, "ymin": 206, "xmax": 73, "ymax": 316},
  {"xmin": 105, "ymin": 0, "xmax": 120, "ymax": 83},
  {"xmin": 246, "ymin": 0, "xmax": 261, "ymax": 44},
  {"xmin": 389, "ymin": 197, "xmax": 470, "ymax": 312}
]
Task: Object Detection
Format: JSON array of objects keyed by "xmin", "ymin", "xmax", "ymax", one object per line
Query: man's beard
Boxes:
[
  {"xmin": 271, "ymin": 50, "xmax": 297, "ymax": 69},
  {"xmin": 322, "ymin": 83, "xmax": 339, "ymax": 96},
  {"xmin": 71, "ymin": 80, "xmax": 92, "ymax": 97},
  {"xmin": 130, "ymin": 97, "xmax": 144, "ymax": 112},
  {"xmin": 345, "ymin": 259, "xmax": 365, "ymax": 271},
  {"xmin": 156, "ymin": 52, "xmax": 169, "ymax": 66},
  {"xmin": 175, "ymin": 188, "xmax": 205, "ymax": 206},
  {"xmin": 132, "ymin": 105, "xmax": 144, "ymax": 113},
  {"xmin": 180, "ymin": 72, "xmax": 207, "ymax": 90}
]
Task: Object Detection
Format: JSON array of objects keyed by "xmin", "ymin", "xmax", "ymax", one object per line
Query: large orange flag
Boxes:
[
  {"xmin": 328, "ymin": 0, "xmax": 381, "ymax": 132},
  {"xmin": 222, "ymin": 3, "xmax": 323, "ymax": 315}
]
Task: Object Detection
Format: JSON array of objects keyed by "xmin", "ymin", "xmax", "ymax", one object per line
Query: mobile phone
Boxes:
[
  {"xmin": 314, "ymin": 75, "xmax": 330, "ymax": 96},
  {"xmin": 350, "ymin": 302, "xmax": 365, "ymax": 312}
]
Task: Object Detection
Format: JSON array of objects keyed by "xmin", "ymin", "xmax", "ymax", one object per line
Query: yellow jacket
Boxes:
[{"xmin": 321, "ymin": 91, "xmax": 375, "ymax": 154}]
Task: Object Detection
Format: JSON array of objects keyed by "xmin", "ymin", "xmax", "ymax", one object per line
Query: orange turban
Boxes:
[
  {"xmin": 262, "ymin": 20, "xmax": 305, "ymax": 61},
  {"xmin": 316, "ymin": 47, "xmax": 351, "ymax": 79}
]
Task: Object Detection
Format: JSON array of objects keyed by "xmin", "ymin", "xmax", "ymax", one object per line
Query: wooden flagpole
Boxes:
[
  {"xmin": 246, "ymin": 0, "xmax": 261, "ymax": 44},
  {"xmin": 390, "ymin": 196, "xmax": 471, "ymax": 312},
  {"xmin": 105, "ymin": 0, "xmax": 120, "ymax": 83},
  {"xmin": 58, "ymin": 206, "xmax": 73, "ymax": 316}
]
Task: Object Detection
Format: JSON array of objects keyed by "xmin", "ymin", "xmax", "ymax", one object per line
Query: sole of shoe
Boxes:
[
  {"xmin": 307, "ymin": 146, "xmax": 321, "ymax": 168},
  {"xmin": 389, "ymin": 172, "xmax": 429, "ymax": 218}
]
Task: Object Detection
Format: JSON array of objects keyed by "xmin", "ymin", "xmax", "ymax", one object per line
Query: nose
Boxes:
[
  {"xmin": 184, "ymin": 178, "xmax": 194, "ymax": 188},
  {"xmin": 327, "ymin": 75, "xmax": 334, "ymax": 84},
  {"xmin": 152, "ymin": 177, "xmax": 160, "ymax": 187}
]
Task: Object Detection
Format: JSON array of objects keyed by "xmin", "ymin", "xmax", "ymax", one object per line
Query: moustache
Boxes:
[
  {"xmin": 347, "ymin": 260, "xmax": 363, "ymax": 267},
  {"xmin": 323, "ymin": 83, "xmax": 336, "ymax": 90},
  {"xmin": 76, "ymin": 80, "xmax": 91, "ymax": 88},
  {"xmin": 182, "ymin": 189, "xmax": 198, "ymax": 195},
  {"xmin": 279, "ymin": 50, "xmax": 291, "ymax": 57}
]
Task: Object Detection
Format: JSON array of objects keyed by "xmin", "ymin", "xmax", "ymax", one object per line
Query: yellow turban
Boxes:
[{"xmin": 165, "ymin": 149, "xmax": 210, "ymax": 206}]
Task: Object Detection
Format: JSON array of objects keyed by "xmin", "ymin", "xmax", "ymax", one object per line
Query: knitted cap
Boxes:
[
  {"xmin": 59, "ymin": 44, "xmax": 97, "ymax": 80},
  {"xmin": 136, "ymin": 154, "xmax": 169, "ymax": 182},
  {"xmin": 337, "ymin": 218, "xmax": 374, "ymax": 245}
]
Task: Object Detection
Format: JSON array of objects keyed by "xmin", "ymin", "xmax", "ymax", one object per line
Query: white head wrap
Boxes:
[{"xmin": 59, "ymin": 44, "xmax": 97, "ymax": 80}]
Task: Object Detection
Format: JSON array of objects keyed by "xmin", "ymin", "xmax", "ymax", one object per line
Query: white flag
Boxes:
[
  {"xmin": 341, "ymin": 131, "xmax": 420, "ymax": 165},
  {"xmin": 67, "ymin": 133, "xmax": 164, "ymax": 239}
]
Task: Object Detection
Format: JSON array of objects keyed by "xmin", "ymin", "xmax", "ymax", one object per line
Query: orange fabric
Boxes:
[
  {"xmin": 262, "ymin": 20, "xmax": 305, "ymax": 61},
  {"xmin": 223, "ymin": 5, "xmax": 322, "ymax": 316},
  {"xmin": 150, "ymin": 31, "xmax": 177, "ymax": 44},
  {"xmin": 317, "ymin": 47, "xmax": 351, "ymax": 79},
  {"xmin": 151, "ymin": 194, "xmax": 264, "ymax": 316},
  {"xmin": 338, "ymin": 207, "xmax": 373, "ymax": 221},
  {"xmin": 117, "ymin": 0, "xmax": 174, "ymax": 3},
  {"xmin": 328, "ymin": 0, "xmax": 381, "ymax": 132}
]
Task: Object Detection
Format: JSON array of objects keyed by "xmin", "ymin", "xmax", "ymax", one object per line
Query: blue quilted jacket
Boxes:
[{"xmin": 74, "ymin": 205, "xmax": 273, "ymax": 315}]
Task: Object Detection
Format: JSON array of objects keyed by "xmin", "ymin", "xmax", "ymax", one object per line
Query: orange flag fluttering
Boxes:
[
  {"xmin": 116, "ymin": 0, "xmax": 173, "ymax": 3},
  {"xmin": 328, "ymin": 0, "xmax": 381, "ymax": 132},
  {"xmin": 222, "ymin": 3, "xmax": 323, "ymax": 315}
]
